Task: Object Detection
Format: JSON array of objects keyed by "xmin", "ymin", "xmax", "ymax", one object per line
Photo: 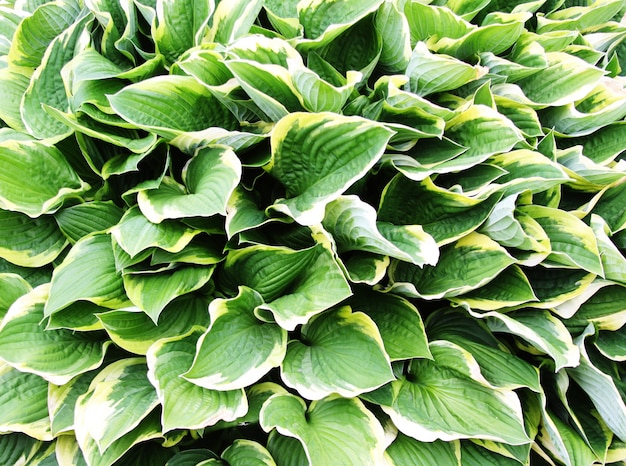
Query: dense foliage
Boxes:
[{"xmin": 1, "ymin": 0, "xmax": 626, "ymax": 464}]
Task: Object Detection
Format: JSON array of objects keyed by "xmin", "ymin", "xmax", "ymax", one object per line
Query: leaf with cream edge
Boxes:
[
  {"xmin": 346, "ymin": 287, "xmax": 431, "ymax": 361},
  {"xmin": 281, "ymin": 306, "xmax": 394, "ymax": 400},
  {"xmin": 108, "ymin": 75, "xmax": 239, "ymax": 139},
  {"xmin": 137, "ymin": 146, "xmax": 242, "ymax": 223},
  {"xmin": 221, "ymin": 439, "xmax": 277, "ymax": 466},
  {"xmin": 74, "ymin": 357, "xmax": 159, "ymax": 453},
  {"xmin": 469, "ymin": 309, "xmax": 580, "ymax": 371},
  {"xmin": 147, "ymin": 328, "xmax": 247, "ymax": 432},
  {"xmin": 267, "ymin": 112, "xmax": 393, "ymax": 225},
  {"xmin": 260, "ymin": 393, "xmax": 387, "ymax": 466},
  {"xmin": 0, "ymin": 139, "xmax": 89, "ymax": 217},
  {"xmin": 218, "ymin": 243, "xmax": 352, "ymax": 330},
  {"xmin": 184, "ymin": 287, "xmax": 287, "ymax": 390},
  {"xmin": 322, "ymin": 195, "xmax": 438, "ymax": 267},
  {"xmin": 97, "ymin": 294, "xmax": 211, "ymax": 355},
  {"xmin": 0, "ymin": 285, "xmax": 110, "ymax": 385},
  {"xmin": 45, "ymin": 233, "xmax": 129, "ymax": 316},
  {"xmin": 378, "ymin": 175, "xmax": 503, "ymax": 246},
  {"xmin": 0, "ymin": 360, "xmax": 52, "ymax": 441},
  {"xmin": 388, "ymin": 231, "xmax": 516, "ymax": 300},
  {"xmin": 518, "ymin": 205, "xmax": 603, "ymax": 275},
  {"xmin": 0, "ymin": 209, "xmax": 67, "ymax": 267},
  {"xmin": 0, "ymin": 273, "xmax": 31, "ymax": 321},
  {"xmin": 375, "ymin": 341, "xmax": 530, "ymax": 445},
  {"xmin": 122, "ymin": 264, "xmax": 215, "ymax": 323},
  {"xmin": 48, "ymin": 370, "xmax": 98, "ymax": 436}
]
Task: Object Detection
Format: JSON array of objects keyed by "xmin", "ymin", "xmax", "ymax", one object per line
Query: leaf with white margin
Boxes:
[
  {"xmin": 111, "ymin": 206, "xmax": 198, "ymax": 258},
  {"xmin": 378, "ymin": 175, "xmax": 502, "ymax": 246},
  {"xmin": 0, "ymin": 66, "xmax": 30, "ymax": 132},
  {"xmin": 184, "ymin": 287, "xmax": 287, "ymax": 390},
  {"xmin": 379, "ymin": 341, "xmax": 530, "ymax": 445},
  {"xmin": 0, "ymin": 360, "xmax": 52, "ymax": 440},
  {"xmin": 374, "ymin": 0, "xmax": 411, "ymax": 73},
  {"xmin": 404, "ymin": 2, "xmax": 472, "ymax": 43},
  {"xmin": 260, "ymin": 393, "xmax": 387, "ymax": 466},
  {"xmin": 342, "ymin": 252, "xmax": 390, "ymax": 285},
  {"xmin": 557, "ymin": 146, "xmax": 625, "ymax": 190},
  {"xmin": 388, "ymin": 232, "xmax": 516, "ymax": 300},
  {"xmin": 596, "ymin": 329, "xmax": 626, "ymax": 362},
  {"xmin": 108, "ymin": 75, "xmax": 239, "ymax": 139},
  {"xmin": 590, "ymin": 214, "xmax": 626, "ymax": 285},
  {"xmin": 487, "ymin": 149, "xmax": 570, "ymax": 197},
  {"xmin": 219, "ymin": 243, "xmax": 352, "ymax": 330},
  {"xmin": 20, "ymin": 13, "xmax": 88, "ymax": 140},
  {"xmin": 0, "ymin": 139, "xmax": 89, "ymax": 217},
  {"xmin": 568, "ymin": 327, "xmax": 626, "ymax": 442},
  {"xmin": 561, "ymin": 282, "xmax": 626, "ymax": 332},
  {"xmin": 0, "ymin": 285, "xmax": 110, "ymax": 385},
  {"xmin": 296, "ymin": 0, "xmax": 383, "ymax": 48},
  {"xmin": 221, "ymin": 439, "xmax": 277, "ymax": 466},
  {"xmin": 97, "ymin": 294, "xmax": 211, "ymax": 355},
  {"xmin": 406, "ymin": 42, "xmax": 483, "ymax": 96},
  {"xmin": 591, "ymin": 177, "xmax": 626, "ymax": 234},
  {"xmin": 76, "ymin": 410, "xmax": 163, "ymax": 466},
  {"xmin": 147, "ymin": 327, "xmax": 247, "ymax": 432},
  {"xmin": 322, "ymin": 195, "xmax": 438, "ymax": 266},
  {"xmin": 460, "ymin": 441, "xmax": 524, "ymax": 466},
  {"xmin": 292, "ymin": 67, "xmax": 361, "ymax": 113},
  {"xmin": 208, "ymin": 0, "xmax": 263, "ymax": 44},
  {"xmin": 0, "ymin": 273, "xmax": 31, "ymax": 321},
  {"xmin": 137, "ymin": 146, "xmax": 241, "ymax": 223},
  {"xmin": 0, "ymin": 433, "xmax": 46, "ymax": 466},
  {"xmin": 347, "ymin": 287, "xmax": 430, "ymax": 361},
  {"xmin": 55, "ymin": 435, "xmax": 88, "ymax": 466},
  {"xmin": 123, "ymin": 264, "xmax": 215, "ymax": 323},
  {"xmin": 267, "ymin": 112, "xmax": 393, "ymax": 225},
  {"xmin": 0, "ymin": 209, "xmax": 67, "ymax": 267},
  {"xmin": 49, "ymin": 370, "xmax": 98, "ymax": 436},
  {"xmin": 45, "ymin": 233, "xmax": 129, "ymax": 316},
  {"xmin": 448, "ymin": 265, "xmax": 538, "ymax": 311},
  {"xmin": 153, "ymin": 0, "xmax": 214, "ymax": 63},
  {"xmin": 74, "ymin": 357, "xmax": 159, "ymax": 453},
  {"xmin": 282, "ymin": 306, "xmax": 394, "ymax": 400},
  {"xmin": 385, "ymin": 433, "xmax": 460, "ymax": 466},
  {"xmin": 519, "ymin": 205, "xmax": 603, "ymax": 276},
  {"xmin": 515, "ymin": 52, "xmax": 605, "ymax": 106},
  {"xmin": 470, "ymin": 309, "xmax": 579, "ymax": 371}
]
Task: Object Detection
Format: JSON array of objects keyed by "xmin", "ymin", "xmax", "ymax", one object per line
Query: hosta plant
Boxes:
[{"xmin": 1, "ymin": 0, "xmax": 626, "ymax": 464}]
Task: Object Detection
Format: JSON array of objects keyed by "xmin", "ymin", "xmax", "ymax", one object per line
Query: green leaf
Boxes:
[
  {"xmin": 0, "ymin": 433, "xmax": 46, "ymax": 466},
  {"xmin": 346, "ymin": 287, "xmax": 431, "ymax": 361},
  {"xmin": 147, "ymin": 328, "xmax": 247, "ymax": 432},
  {"xmin": 268, "ymin": 112, "xmax": 393, "ymax": 225},
  {"xmin": 219, "ymin": 243, "xmax": 352, "ymax": 330},
  {"xmin": 108, "ymin": 75, "xmax": 239, "ymax": 139},
  {"xmin": 378, "ymin": 176, "xmax": 502, "ymax": 246},
  {"xmin": 0, "ymin": 139, "xmax": 89, "ymax": 217},
  {"xmin": 519, "ymin": 205, "xmax": 603, "ymax": 275},
  {"xmin": 0, "ymin": 285, "xmax": 109, "ymax": 384},
  {"xmin": 111, "ymin": 206, "xmax": 198, "ymax": 258},
  {"xmin": 74, "ymin": 357, "xmax": 159, "ymax": 453},
  {"xmin": 0, "ymin": 66, "xmax": 30, "ymax": 131},
  {"xmin": 260, "ymin": 393, "xmax": 387, "ymax": 466},
  {"xmin": 0, "ymin": 360, "xmax": 52, "ymax": 440},
  {"xmin": 97, "ymin": 294, "xmax": 211, "ymax": 355},
  {"xmin": 389, "ymin": 232, "xmax": 516, "ymax": 300},
  {"xmin": 404, "ymin": 2, "xmax": 472, "ymax": 44},
  {"xmin": 281, "ymin": 306, "xmax": 394, "ymax": 400},
  {"xmin": 123, "ymin": 264, "xmax": 215, "ymax": 323},
  {"xmin": 385, "ymin": 433, "xmax": 460, "ymax": 466},
  {"xmin": 54, "ymin": 201, "xmax": 124, "ymax": 243},
  {"xmin": 0, "ymin": 209, "xmax": 67, "ymax": 267},
  {"xmin": 380, "ymin": 341, "xmax": 530, "ymax": 444},
  {"xmin": 406, "ymin": 42, "xmax": 484, "ymax": 96},
  {"xmin": 595, "ymin": 329, "xmax": 626, "ymax": 362},
  {"xmin": 322, "ymin": 195, "xmax": 438, "ymax": 266},
  {"xmin": 591, "ymin": 177, "xmax": 626, "ymax": 234},
  {"xmin": 45, "ymin": 233, "xmax": 129, "ymax": 315},
  {"xmin": 374, "ymin": 0, "xmax": 411, "ymax": 73},
  {"xmin": 137, "ymin": 146, "xmax": 241, "ymax": 223},
  {"xmin": 184, "ymin": 287, "xmax": 287, "ymax": 390},
  {"xmin": 209, "ymin": 0, "xmax": 263, "ymax": 44}
]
